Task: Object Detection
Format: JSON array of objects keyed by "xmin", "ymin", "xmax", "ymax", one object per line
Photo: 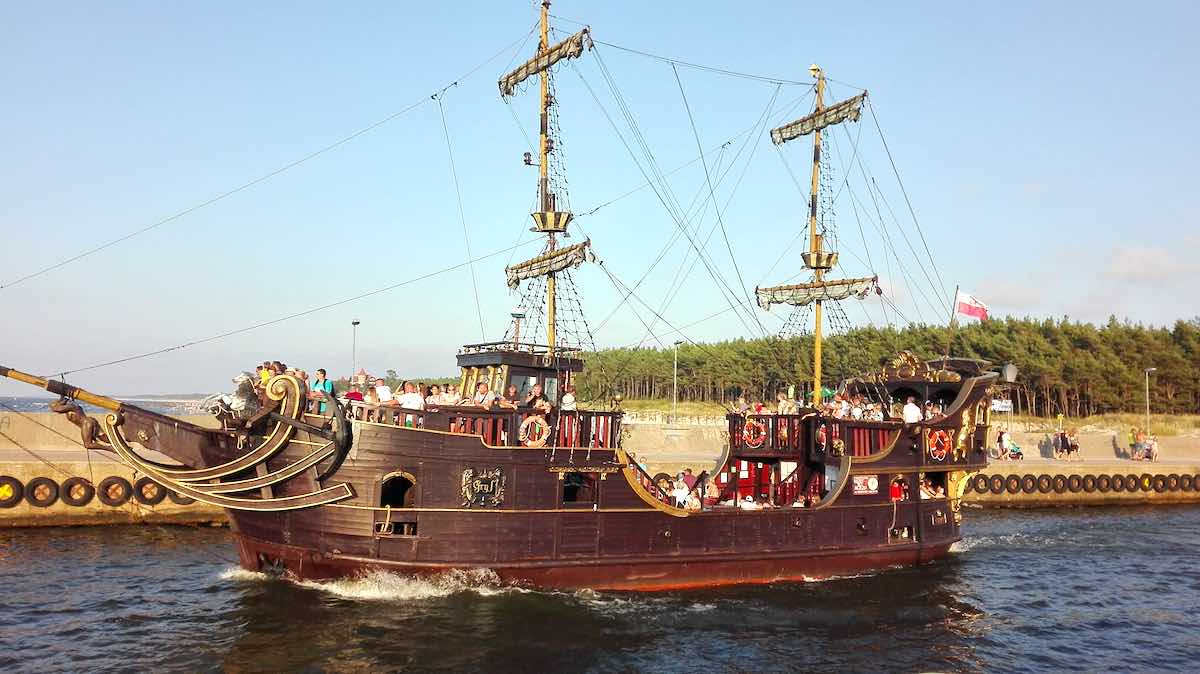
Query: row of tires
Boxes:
[
  {"xmin": 0, "ymin": 475, "xmax": 195, "ymax": 509},
  {"xmin": 969, "ymin": 472, "xmax": 1200, "ymax": 496}
]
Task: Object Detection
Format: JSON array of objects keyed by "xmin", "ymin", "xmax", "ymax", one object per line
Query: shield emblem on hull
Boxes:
[{"xmin": 461, "ymin": 468, "xmax": 506, "ymax": 508}]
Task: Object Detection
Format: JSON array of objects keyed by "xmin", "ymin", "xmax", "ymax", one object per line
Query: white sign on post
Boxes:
[{"xmin": 991, "ymin": 399, "xmax": 1013, "ymax": 412}]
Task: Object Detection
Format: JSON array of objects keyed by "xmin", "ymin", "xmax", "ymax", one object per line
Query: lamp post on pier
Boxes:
[
  {"xmin": 351, "ymin": 320, "xmax": 361, "ymax": 382},
  {"xmin": 1144, "ymin": 367, "xmax": 1157, "ymax": 436},
  {"xmin": 672, "ymin": 340, "xmax": 684, "ymax": 424}
]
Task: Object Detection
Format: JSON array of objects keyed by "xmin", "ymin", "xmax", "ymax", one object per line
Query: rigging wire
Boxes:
[
  {"xmin": 0, "ymin": 31, "xmax": 538, "ymax": 293},
  {"xmin": 435, "ymin": 93, "xmax": 487, "ymax": 340},
  {"xmin": 47, "ymin": 238, "xmax": 542, "ymax": 378},
  {"xmin": 670, "ymin": 64, "xmax": 767, "ymax": 338}
]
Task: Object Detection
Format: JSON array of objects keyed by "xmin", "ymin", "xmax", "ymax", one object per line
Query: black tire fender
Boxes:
[
  {"xmin": 0, "ymin": 476, "xmax": 24, "ymax": 508},
  {"xmin": 1140, "ymin": 474, "xmax": 1154, "ymax": 492},
  {"xmin": 1068, "ymin": 475, "xmax": 1083, "ymax": 493},
  {"xmin": 1152, "ymin": 475, "xmax": 1167, "ymax": 493},
  {"xmin": 60, "ymin": 477, "xmax": 96, "ymax": 507},
  {"xmin": 989, "ymin": 474, "xmax": 1005, "ymax": 494},
  {"xmin": 1111, "ymin": 474, "xmax": 1126, "ymax": 492},
  {"xmin": 972, "ymin": 474, "xmax": 990, "ymax": 493},
  {"xmin": 1096, "ymin": 475, "xmax": 1112, "ymax": 493},
  {"xmin": 24, "ymin": 477, "xmax": 60, "ymax": 507},
  {"xmin": 97, "ymin": 476, "xmax": 133, "ymax": 507},
  {"xmin": 1081, "ymin": 475, "xmax": 1097, "ymax": 493},
  {"xmin": 1126, "ymin": 474, "xmax": 1140, "ymax": 492},
  {"xmin": 1166, "ymin": 474, "xmax": 1180, "ymax": 492},
  {"xmin": 1005, "ymin": 474, "xmax": 1022, "ymax": 494},
  {"xmin": 1052, "ymin": 475, "xmax": 1068, "ymax": 494},
  {"xmin": 1020, "ymin": 474, "xmax": 1037, "ymax": 494},
  {"xmin": 1037, "ymin": 475, "xmax": 1053, "ymax": 493},
  {"xmin": 1180, "ymin": 474, "xmax": 1194, "ymax": 491},
  {"xmin": 133, "ymin": 477, "xmax": 168, "ymax": 506}
]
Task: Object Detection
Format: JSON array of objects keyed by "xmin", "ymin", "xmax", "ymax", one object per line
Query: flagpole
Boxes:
[{"xmin": 942, "ymin": 284, "xmax": 960, "ymax": 370}]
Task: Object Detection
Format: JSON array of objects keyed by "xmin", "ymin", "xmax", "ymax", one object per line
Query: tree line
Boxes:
[{"xmin": 575, "ymin": 316, "xmax": 1200, "ymax": 417}]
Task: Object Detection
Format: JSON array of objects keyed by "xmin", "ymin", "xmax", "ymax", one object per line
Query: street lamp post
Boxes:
[
  {"xmin": 1145, "ymin": 367, "xmax": 1157, "ymax": 436},
  {"xmin": 672, "ymin": 340, "xmax": 684, "ymax": 423},
  {"xmin": 352, "ymin": 320, "xmax": 361, "ymax": 381}
]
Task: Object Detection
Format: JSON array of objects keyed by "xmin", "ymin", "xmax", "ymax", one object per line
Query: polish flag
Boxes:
[{"xmin": 955, "ymin": 289, "xmax": 989, "ymax": 320}]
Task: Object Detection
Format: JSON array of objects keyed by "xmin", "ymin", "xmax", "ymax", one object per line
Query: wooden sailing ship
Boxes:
[{"xmin": 0, "ymin": 3, "xmax": 995, "ymax": 590}]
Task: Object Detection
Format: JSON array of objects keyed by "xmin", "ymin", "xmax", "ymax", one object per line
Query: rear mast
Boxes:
[
  {"xmin": 538, "ymin": 0, "xmax": 557, "ymax": 357},
  {"xmin": 807, "ymin": 66, "xmax": 826, "ymax": 405}
]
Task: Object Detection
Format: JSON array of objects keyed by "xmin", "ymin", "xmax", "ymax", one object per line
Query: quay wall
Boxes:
[{"xmin": 3, "ymin": 413, "xmax": 1199, "ymax": 527}]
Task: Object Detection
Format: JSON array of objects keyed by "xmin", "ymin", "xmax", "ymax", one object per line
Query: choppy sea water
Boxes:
[{"xmin": 1, "ymin": 506, "xmax": 1197, "ymax": 673}]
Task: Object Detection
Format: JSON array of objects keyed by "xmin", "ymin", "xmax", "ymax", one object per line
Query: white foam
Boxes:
[
  {"xmin": 296, "ymin": 568, "xmax": 522, "ymax": 601},
  {"xmin": 219, "ymin": 566, "xmax": 271, "ymax": 582}
]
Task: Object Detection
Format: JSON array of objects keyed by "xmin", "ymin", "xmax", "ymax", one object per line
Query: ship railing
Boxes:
[
  {"xmin": 346, "ymin": 402, "xmax": 622, "ymax": 448},
  {"xmin": 625, "ymin": 458, "xmax": 676, "ymax": 507},
  {"xmin": 727, "ymin": 413, "xmax": 903, "ymax": 460}
]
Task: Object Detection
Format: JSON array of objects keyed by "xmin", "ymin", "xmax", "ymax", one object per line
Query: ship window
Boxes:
[
  {"xmin": 543, "ymin": 376, "xmax": 559, "ymax": 403},
  {"xmin": 562, "ymin": 471, "xmax": 597, "ymax": 504},
  {"xmin": 380, "ymin": 473, "xmax": 416, "ymax": 508}
]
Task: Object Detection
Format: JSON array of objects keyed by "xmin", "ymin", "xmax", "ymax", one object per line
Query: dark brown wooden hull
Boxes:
[{"xmin": 232, "ymin": 530, "xmax": 954, "ymax": 591}]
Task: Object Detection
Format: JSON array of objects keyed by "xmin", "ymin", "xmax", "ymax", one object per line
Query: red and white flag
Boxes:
[{"xmin": 954, "ymin": 289, "xmax": 989, "ymax": 320}]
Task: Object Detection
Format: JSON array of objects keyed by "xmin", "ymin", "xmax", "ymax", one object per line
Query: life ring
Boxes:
[
  {"xmin": 988, "ymin": 475, "xmax": 1005, "ymax": 494},
  {"xmin": 1111, "ymin": 474, "xmax": 1126, "ymax": 492},
  {"xmin": 1181, "ymin": 474, "xmax": 1194, "ymax": 491},
  {"xmin": 25, "ymin": 477, "xmax": 60, "ymax": 508},
  {"xmin": 1152, "ymin": 475, "xmax": 1167, "ymax": 493},
  {"xmin": 134, "ymin": 477, "xmax": 168, "ymax": 506},
  {"xmin": 1096, "ymin": 475, "xmax": 1112, "ymax": 493},
  {"xmin": 1037, "ymin": 475, "xmax": 1053, "ymax": 494},
  {"xmin": 1067, "ymin": 475, "xmax": 1083, "ymax": 493},
  {"xmin": 1020, "ymin": 475, "xmax": 1037, "ymax": 494},
  {"xmin": 927, "ymin": 430, "xmax": 951, "ymax": 462},
  {"xmin": 744, "ymin": 419, "xmax": 768, "ymax": 449},
  {"xmin": 1139, "ymin": 474, "xmax": 1154, "ymax": 492},
  {"xmin": 1166, "ymin": 474, "xmax": 1180, "ymax": 492},
  {"xmin": 167, "ymin": 490, "xmax": 196, "ymax": 505},
  {"xmin": 97, "ymin": 476, "xmax": 133, "ymax": 507},
  {"xmin": 1125, "ymin": 474, "xmax": 1139, "ymax": 492},
  {"xmin": 972, "ymin": 474, "xmax": 990, "ymax": 493},
  {"xmin": 1082, "ymin": 475, "xmax": 1097, "ymax": 493},
  {"xmin": 1005, "ymin": 475, "xmax": 1021, "ymax": 494},
  {"xmin": 519, "ymin": 415, "xmax": 551, "ymax": 448},
  {"xmin": 1052, "ymin": 475, "xmax": 1068, "ymax": 494},
  {"xmin": 0, "ymin": 476, "xmax": 23, "ymax": 508},
  {"xmin": 60, "ymin": 477, "xmax": 95, "ymax": 507}
]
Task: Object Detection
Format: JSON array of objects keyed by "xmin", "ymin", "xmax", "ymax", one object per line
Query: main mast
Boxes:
[
  {"xmin": 498, "ymin": 1, "xmax": 594, "ymax": 359},
  {"xmin": 538, "ymin": 1, "xmax": 557, "ymax": 355},
  {"xmin": 756, "ymin": 66, "xmax": 873, "ymax": 405}
]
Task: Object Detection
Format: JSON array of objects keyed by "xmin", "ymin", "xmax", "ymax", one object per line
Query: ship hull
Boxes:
[{"xmin": 232, "ymin": 530, "xmax": 954, "ymax": 591}]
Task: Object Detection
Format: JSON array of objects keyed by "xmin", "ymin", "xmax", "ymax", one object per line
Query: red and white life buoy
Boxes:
[
  {"xmin": 743, "ymin": 419, "xmax": 767, "ymax": 448},
  {"xmin": 927, "ymin": 429, "xmax": 951, "ymax": 461},
  {"xmin": 519, "ymin": 415, "xmax": 550, "ymax": 448}
]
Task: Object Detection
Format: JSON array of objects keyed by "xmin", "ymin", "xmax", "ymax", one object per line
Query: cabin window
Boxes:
[
  {"xmin": 562, "ymin": 471, "xmax": 598, "ymax": 504},
  {"xmin": 380, "ymin": 473, "xmax": 416, "ymax": 508},
  {"xmin": 512, "ymin": 374, "xmax": 538, "ymax": 400},
  {"xmin": 543, "ymin": 376, "xmax": 559, "ymax": 403},
  {"xmin": 918, "ymin": 472, "xmax": 947, "ymax": 500}
]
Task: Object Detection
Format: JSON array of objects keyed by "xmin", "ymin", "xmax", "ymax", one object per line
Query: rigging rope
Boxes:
[
  {"xmin": 47, "ymin": 238, "xmax": 541, "ymax": 378},
  {"xmin": 0, "ymin": 31, "xmax": 537, "ymax": 293},
  {"xmin": 435, "ymin": 93, "xmax": 487, "ymax": 340}
]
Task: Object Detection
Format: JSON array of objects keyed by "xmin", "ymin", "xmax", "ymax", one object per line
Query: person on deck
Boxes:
[
  {"xmin": 525, "ymin": 383, "xmax": 553, "ymax": 414},
  {"xmin": 374, "ymin": 378, "xmax": 394, "ymax": 404},
  {"xmin": 425, "ymin": 385, "xmax": 443, "ymax": 408},
  {"xmin": 902, "ymin": 396, "xmax": 923, "ymax": 424},
  {"xmin": 396, "ymin": 382, "xmax": 425, "ymax": 411},
  {"xmin": 498, "ymin": 384, "xmax": 521, "ymax": 410},
  {"xmin": 309, "ymin": 368, "xmax": 334, "ymax": 413},
  {"xmin": 344, "ymin": 383, "xmax": 364, "ymax": 402},
  {"xmin": 472, "ymin": 382, "xmax": 497, "ymax": 409},
  {"xmin": 560, "ymin": 384, "xmax": 577, "ymax": 412}
]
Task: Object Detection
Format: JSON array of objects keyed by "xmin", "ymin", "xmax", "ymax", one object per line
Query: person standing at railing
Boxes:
[
  {"xmin": 525, "ymin": 383, "xmax": 553, "ymax": 414},
  {"xmin": 309, "ymin": 368, "xmax": 335, "ymax": 413},
  {"xmin": 397, "ymin": 382, "xmax": 425, "ymax": 411},
  {"xmin": 472, "ymin": 382, "xmax": 497, "ymax": 409},
  {"xmin": 902, "ymin": 396, "xmax": 923, "ymax": 424}
]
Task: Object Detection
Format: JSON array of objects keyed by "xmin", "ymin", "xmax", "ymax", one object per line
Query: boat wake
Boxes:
[{"xmin": 220, "ymin": 566, "xmax": 528, "ymax": 601}]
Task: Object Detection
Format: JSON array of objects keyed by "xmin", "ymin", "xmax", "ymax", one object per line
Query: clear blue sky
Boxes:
[{"xmin": 2, "ymin": 1, "xmax": 1197, "ymax": 395}]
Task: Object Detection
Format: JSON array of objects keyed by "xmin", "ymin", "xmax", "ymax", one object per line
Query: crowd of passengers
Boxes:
[
  {"xmin": 729, "ymin": 391, "xmax": 950, "ymax": 424},
  {"xmin": 251, "ymin": 361, "xmax": 578, "ymax": 416}
]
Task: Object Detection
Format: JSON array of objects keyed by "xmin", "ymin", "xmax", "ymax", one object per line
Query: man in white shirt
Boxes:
[
  {"xmin": 902, "ymin": 396, "xmax": 923, "ymax": 424},
  {"xmin": 396, "ymin": 382, "xmax": 425, "ymax": 411},
  {"xmin": 472, "ymin": 382, "xmax": 497, "ymax": 409},
  {"xmin": 374, "ymin": 379, "xmax": 394, "ymax": 403}
]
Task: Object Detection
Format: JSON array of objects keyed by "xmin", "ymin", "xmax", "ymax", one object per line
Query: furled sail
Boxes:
[
  {"xmin": 505, "ymin": 240, "xmax": 594, "ymax": 289},
  {"xmin": 756, "ymin": 275, "xmax": 879, "ymax": 309},
  {"xmin": 499, "ymin": 28, "xmax": 593, "ymax": 97},
  {"xmin": 770, "ymin": 92, "xmax": 867, "ymax": 145}
]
